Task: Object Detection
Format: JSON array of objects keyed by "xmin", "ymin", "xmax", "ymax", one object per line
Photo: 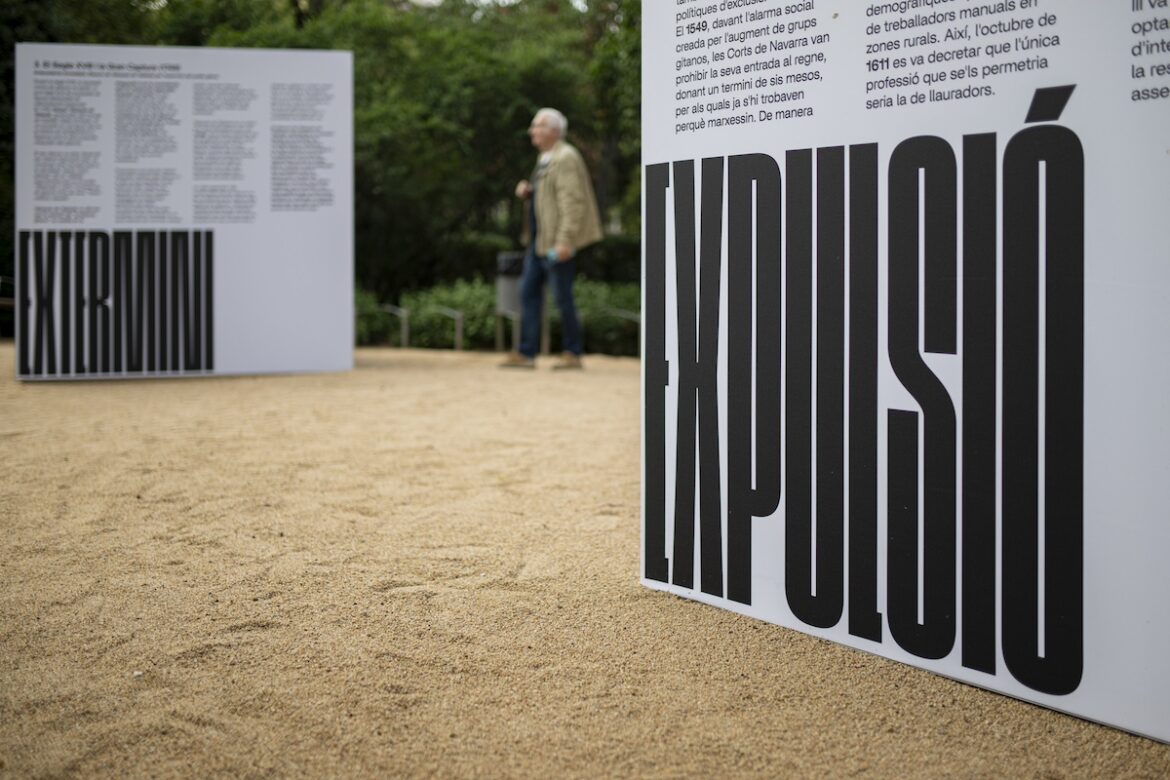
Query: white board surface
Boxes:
[
  {"xmin": 642, "ymin": 0, "xmax": 1170, "ymax": 743},
  {"xmin": 15, "ymin": 43, "xmax": 353, "ymax": 379}
]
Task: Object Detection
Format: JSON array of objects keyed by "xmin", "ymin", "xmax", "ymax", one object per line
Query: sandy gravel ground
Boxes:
[{"xmin": 1, "ymin": 342, "xmax": 1167, "ymax": 778}]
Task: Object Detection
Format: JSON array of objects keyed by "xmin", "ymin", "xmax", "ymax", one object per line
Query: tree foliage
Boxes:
[{"xmin": 1, "ymin": 0, "xmax": 642, "ymax": 320}]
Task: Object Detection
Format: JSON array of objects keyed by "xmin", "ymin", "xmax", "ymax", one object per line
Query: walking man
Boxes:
[{"xmin": 502, "ymin": 108, "xmax": 602, "ymax": 369}]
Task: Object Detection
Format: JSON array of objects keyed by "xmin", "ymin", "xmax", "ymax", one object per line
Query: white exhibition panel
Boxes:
[
  {"xmin": 641, "ymin": 1, "xmax": 1170, "ymax": 742},
  {"xmin": 15, "ymin": 43, "xmax": 353, "ymax": 379}
]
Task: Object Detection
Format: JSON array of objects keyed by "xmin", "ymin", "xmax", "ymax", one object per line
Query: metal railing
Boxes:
[
  {"xmin": 369, "ymin": 299, "xmax": 640, "ymax": 355},
  {"xmin": 602, "ymin": 307, "xmax": 640, "ymax": 325},
  {"xmin": 428, "ymin": 305, "xmax": 464, "ymax": 351},
  {"xmin": 496, "ymin": 310, "xmax": 520, "ymax": 353},
  {"xmin": 378, "ymin": 303, "xmax": 410, "ymax": 347}
]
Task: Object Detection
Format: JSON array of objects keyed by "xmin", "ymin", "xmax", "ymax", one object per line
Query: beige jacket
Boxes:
[{"xmin": 523, "ymin": 140, "xmax": 603, "ymax": 256}]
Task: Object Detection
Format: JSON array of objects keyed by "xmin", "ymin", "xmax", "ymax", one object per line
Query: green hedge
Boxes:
[
  {"xmin": 569, "ymin": 278, "xmax": 641, "ymax": 356},
  {"xmin": 354, "ymin": 288, "xmax": 396, "ymax": 346},
  {"xmin": 356, "ymin": 277, "xmax": 641, "ymax": 356},
  {"xmin": 401, "ymin": 278, "xmax": 498, "ymax": 350}
]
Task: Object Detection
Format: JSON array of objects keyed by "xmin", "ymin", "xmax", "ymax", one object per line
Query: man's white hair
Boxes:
[{"xmin": 535, "ymin": 107, "xmax": 568, "ymax": 135}]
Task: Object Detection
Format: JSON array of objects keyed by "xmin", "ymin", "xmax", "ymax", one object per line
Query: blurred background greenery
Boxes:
[{"xmin": 1, "ymin": 0, "xmax": 642, "ymax": 348}]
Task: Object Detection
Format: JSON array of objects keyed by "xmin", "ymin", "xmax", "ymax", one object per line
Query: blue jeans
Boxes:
[{"xmin": 519, "ymin": 247, "xmax": 581, "ymax": 358}]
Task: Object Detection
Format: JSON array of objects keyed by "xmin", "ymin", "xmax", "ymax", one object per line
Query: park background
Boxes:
[
  {"xmin": 4, "ymin": 2, "xmax": 1170, "ymax": 776},
  {"xmin": 0, "ymin": 0, "xmax": 642, "ymax": 352}
]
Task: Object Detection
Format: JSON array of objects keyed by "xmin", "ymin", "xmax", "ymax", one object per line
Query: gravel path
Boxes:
[{"xmin": 2, "ymin": 344, "xmax": 1167, "ymax": 778}]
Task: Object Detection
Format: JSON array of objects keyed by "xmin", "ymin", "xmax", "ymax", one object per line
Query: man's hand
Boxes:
[
  {"xmin": 515, "ymin": 180, "xmax": 532, "ymax": 199},
  {"xmin": 554, "ymin": 243, "xmax": 573, "ymax": 262}
]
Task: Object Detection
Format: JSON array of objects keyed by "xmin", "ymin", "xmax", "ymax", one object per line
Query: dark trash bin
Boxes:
[
  {"xmin": 497, "ymin": 250, "xmax": 525, "ymax": 277},
  {"xmin": 495, "ymin": 251, "xmax": 525, "ymax": 351}
]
